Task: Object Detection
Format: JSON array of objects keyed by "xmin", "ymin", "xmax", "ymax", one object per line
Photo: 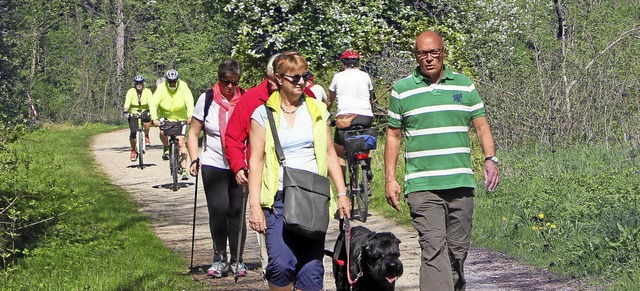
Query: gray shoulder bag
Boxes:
[{"xmin": 265, "ymin": 104, "xmax": 331, "ymax": 239}]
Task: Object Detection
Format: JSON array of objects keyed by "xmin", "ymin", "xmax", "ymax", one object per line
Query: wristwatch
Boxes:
[{"xmin": 485, "ymin": 156, "xmax": 499, "ymax": 164}]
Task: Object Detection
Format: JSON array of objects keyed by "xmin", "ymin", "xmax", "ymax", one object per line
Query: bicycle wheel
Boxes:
[
  {"xmin": 349, "ymin": 158, "xmax": 365, "ymax": 221},
  {"xmin": 358, "ymin": 162, "xmax": 370, "ymax": 222},
  {"xmin": 137, "ymin": 130, "xmax": 144, "ymax": 169},
  {"xmin": 170, "ymin": 141, "xmax": 179, "ymax": 191}
]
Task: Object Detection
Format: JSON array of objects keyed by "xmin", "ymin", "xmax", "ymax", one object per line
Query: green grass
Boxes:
[
  {"xmin": 0, "ymin": 123, "xmax": 207, "ymax": 290},
  {"xmin": 367, "ymin": 139, "xmax": 640, "ymax": 290}
]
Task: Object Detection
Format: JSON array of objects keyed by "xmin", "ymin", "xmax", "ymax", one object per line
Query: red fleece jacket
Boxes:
[{"xmin": 224, "ymin": 78, "xmax": 316, "ymax": 174}]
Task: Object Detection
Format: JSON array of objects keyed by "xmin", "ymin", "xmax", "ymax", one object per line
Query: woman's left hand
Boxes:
[
  {"xmin": 249, "ymin": 206, "xmax": 267, "ymax": 234},
  {"xmin": 337, "ymin": 196, "xmax": 351, "ymax": 219},
  {"xmin": 189, "ymin": 162, "xmax": 198, "ymax": 177}
]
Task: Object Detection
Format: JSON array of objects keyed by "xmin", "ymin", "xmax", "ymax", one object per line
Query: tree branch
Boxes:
[{"xmin": 584, "ymin": 28, "xmax": 640, "ymax": 71}]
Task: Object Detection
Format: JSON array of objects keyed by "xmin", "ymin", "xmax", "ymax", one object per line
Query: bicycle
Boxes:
[
  {"xmin": 127, "ymin": 110, "xmax": 150, "ymax": 169},
  {"xmin": 341, "ymin": 126, "xmax": 377, "ymax": 222},
  {"xmin": 159, "ymin": 119, "xmax": 187, "ymax": 191}
]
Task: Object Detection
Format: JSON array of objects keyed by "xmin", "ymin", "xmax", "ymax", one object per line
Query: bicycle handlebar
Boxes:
[{"xmin": 123, "ymin": 110, "xmax": 150, "ymax": 119}]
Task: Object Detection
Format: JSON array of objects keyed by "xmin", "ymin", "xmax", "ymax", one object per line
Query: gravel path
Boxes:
[{"xmin": 92, "ymin": 129, "xmax": 587, "ymax": 290}]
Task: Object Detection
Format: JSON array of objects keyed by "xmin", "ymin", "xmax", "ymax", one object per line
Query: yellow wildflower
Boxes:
[
  {"xmin": 551, "ymin": 224, "xmax": 557, "ymax": 229},
  {"xmin": 532, "ymin": 226, "xmax": 539, "ymax": 231},
  {"xmin": 546, "ymin": 222, "xmax": 551, "ymax": 227},
  {"xmin": 538, "ymin": 213, "xmax": 545, "ymax": 219}
]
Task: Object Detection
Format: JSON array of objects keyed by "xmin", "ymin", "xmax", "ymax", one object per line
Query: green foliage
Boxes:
[
  {"xmin": 225, "ymin": 0, "xmax": 422, "ymax": 83},
  {"xmin": 0, "ymin": 124, "xmax": 205, "ymax": 290}
]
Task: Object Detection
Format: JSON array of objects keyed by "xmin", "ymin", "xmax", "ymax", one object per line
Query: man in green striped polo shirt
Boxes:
[{"xmin": 384, "ymin": 31, "xmax": 500, "ymax": 291}]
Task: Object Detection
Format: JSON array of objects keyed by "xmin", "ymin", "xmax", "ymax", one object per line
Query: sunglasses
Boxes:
[
  {"xmin": 282, "ymin": 72, "xmax": 311, "ymax": 84},
  {"xmin": 219, "ymin": 79, "xmax": 239, "ymax": 86}
]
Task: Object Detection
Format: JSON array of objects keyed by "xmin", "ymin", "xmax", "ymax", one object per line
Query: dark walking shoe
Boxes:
[{"xmin": 162, "ymin": 147, "xmax": 169, "ymax": 160}]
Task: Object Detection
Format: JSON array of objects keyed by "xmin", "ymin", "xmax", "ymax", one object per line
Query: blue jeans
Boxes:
[{"xmin": 263, "ymin": 191, "xmax": 325, "ymax": 290}]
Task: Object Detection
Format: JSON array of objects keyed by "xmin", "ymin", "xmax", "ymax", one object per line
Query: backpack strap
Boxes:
[{"xmin": 203, "ymin": 89, "xmax": 214, "ymax": 121}]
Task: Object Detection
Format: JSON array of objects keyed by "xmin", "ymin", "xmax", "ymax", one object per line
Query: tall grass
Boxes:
[
  {"xmin": 0, "ymin": 124, "xmax": 206, "ymax": 290},
  {"xmin": 367, "ymin": 136, "xmax": 639, "ymax": 290},
  {"xmin": 473, "ymin": 144, "xmax": 640, "ymax": 289}
]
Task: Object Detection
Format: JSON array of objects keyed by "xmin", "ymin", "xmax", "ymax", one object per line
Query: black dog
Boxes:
[{"xmin": 329, "ymin": 225, "xmax": 403, "ymax": 290}]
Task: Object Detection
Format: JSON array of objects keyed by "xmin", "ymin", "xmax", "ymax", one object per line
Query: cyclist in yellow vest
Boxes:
[
  {"xmin": 150, "ymin": 69, "xmax": 194, "ymax": 180},
  {"xmin": 123, "ymin": 75, "xmax": 152, "ymax": 161}
]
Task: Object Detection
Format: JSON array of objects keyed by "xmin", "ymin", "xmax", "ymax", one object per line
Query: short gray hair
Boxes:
[
  {"xmin": 266, "ymin": 53, "xmax": 281, "ymax": 77},
  {"xmin": 218, "ymin": 58, "xmax": 242, "ymax": 80}
]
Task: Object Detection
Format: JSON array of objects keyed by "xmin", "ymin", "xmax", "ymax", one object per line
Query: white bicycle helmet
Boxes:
[
  {"xmin": 165, "ymin": 69, "xmax": 180, "ymax": 81},
  {"xmin": 133, "ymin": 75, "xmax": 145, "ymax": 83}
]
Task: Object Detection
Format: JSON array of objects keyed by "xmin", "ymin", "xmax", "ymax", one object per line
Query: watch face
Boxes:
[{"xmin": 491, "ymin": 156, "xmax": 499, "ymax": 164}]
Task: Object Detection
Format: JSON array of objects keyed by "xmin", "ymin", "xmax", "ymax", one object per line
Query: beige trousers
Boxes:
[{"xmin": 406, "ymin": 188, "xmax": 474, "ymax": 291}]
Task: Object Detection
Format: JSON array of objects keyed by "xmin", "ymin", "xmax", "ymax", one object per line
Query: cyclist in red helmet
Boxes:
[{"xmin": 326, "ymin": 49, "xmax": 375, "ymax": 165}]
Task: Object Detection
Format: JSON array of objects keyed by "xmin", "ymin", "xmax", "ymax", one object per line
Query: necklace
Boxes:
[{"xmin": 281, "ymin": 106, "xmax": 298, "ymax": 114}]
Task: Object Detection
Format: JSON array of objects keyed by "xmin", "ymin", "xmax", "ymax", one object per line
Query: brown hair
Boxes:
[{"xmin": 273, "ymin": 51, "xmax": 308, "ymax": 76}]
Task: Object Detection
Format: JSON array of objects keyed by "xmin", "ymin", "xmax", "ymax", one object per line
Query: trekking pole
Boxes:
[
  {"xmin": 189, "ymin": 159, "xmax": 200, "ymax": 274},
  {"xmin": 235, "ymin": 170, "xmax": 249, "ymax": 283}
]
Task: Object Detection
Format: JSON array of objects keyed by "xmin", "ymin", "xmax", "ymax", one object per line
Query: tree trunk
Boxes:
[
  {"xmin": 116, "ymin": 0, "xmax": 125, "ymax": 98},
  {"xmin": 554, "ymin": 0, "xmax": 572, "ymax": 134}
]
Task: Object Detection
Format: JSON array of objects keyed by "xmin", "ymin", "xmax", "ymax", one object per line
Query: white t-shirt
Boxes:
[
  {"xmin": 329, "ymin": 68, "xmax": 374, "ymax": 117},
  {"xmin": 251, "ymin": 99, "xmax": 329, "ymax": 190},
  {"xmin": 309, "ymin": 84, "xmax": 327, "ymax": 102},
  {"xmin": 191, "ymin": 92, "xmax": 229, "ymax": 169}
]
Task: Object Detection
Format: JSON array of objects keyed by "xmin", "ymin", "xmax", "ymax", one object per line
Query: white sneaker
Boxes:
[
  {"xmin": 230, "ymin": 262, "xmax": 248, "ymax": 277},
  {"xmin": 207, "ymin": 261, "xmax": 229, "ymax": 278}
]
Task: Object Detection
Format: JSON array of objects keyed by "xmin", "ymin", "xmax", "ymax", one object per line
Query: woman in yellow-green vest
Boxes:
[{"xmin": 247, "ymin": 52, "xmax": 350, "ymax": 291}]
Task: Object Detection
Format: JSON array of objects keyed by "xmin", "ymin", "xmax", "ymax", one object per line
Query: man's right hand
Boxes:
[
  {"xmin": 385, "ymin": 179, "xmax": 402, "ymax": 211},
  {"xmin": 235, "ymin": 168, "xmax": 249, "ymax": 185},
  {"xmin": 153, "ymin": 119, "xmax": 160, "ymax": 127}
]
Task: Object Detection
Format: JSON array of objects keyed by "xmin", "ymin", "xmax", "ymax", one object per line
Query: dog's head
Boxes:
[{"xmin": 360, "ymin": 232, "xmax": 403, "ymax": 286}]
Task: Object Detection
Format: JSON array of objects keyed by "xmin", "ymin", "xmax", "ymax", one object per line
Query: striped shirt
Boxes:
[{"xmin": 388, "ymin": 66, "xmax": 485, "ymax": 195}]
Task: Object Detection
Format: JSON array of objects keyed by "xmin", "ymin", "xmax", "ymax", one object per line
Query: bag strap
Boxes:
[
  {"xmin": 264, "ymin": 104, "xmax": 286, "ymax": 166},
  {"xmin": 203, "ymin": 89, "xmax": 214, "ymax": 121}
]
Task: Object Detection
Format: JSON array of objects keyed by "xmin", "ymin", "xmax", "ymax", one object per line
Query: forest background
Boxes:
[
  {"xmin": 2, "ymin": 0, "xmax": 640, "ymax": 147},
  {"xmin": 1, "ymin": 0, "xmax": 640, "ymax": 289}
]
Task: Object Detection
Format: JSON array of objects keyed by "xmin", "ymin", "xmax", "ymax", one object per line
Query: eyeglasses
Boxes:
[
  {"xmin": 219, "ymin": 79, "xmax": 239, "ymax": 86},
  {"xmin": 135, "ymin": 82, "xmax": 144, "ymax": 85},
  {"xmin": 415, "ymin": 48, "xmax": 444, "ymax": 59},
  {"xmin": 282, "ymin": 72, "xmax": 311, "ymax": 84}
]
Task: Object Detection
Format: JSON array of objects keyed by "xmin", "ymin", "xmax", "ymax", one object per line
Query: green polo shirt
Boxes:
[{"xmin": 388, "ymin": 65, "xmax": 485, "ymax": 195}]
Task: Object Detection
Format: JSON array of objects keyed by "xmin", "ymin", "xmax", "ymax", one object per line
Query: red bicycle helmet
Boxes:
[{"xmin": 340, "ymin": 49, "xmax": 360, "ymax": 59}]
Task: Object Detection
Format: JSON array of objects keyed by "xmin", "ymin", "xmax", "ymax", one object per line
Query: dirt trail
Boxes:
[{"xmin": 92, "ymin": 129, "xmax": 586, "ymax": 290}]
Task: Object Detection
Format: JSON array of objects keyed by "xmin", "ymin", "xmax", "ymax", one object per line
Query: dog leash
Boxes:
[{"xmin": 342, "ymin": 218, "xmax": 363, "ymax": 287}]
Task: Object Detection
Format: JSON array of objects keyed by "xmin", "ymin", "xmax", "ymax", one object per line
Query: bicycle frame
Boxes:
[
  {"xmin": 341, "ymin": 127, "xmax": 376, "ymax": 222},
  {"xmin": 160, "ymin": 120, "xmax": 186, "ymax": 191},
  {"xmin": 131, "ymin": 110, "xmax": 149, "ymax": 169}
]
